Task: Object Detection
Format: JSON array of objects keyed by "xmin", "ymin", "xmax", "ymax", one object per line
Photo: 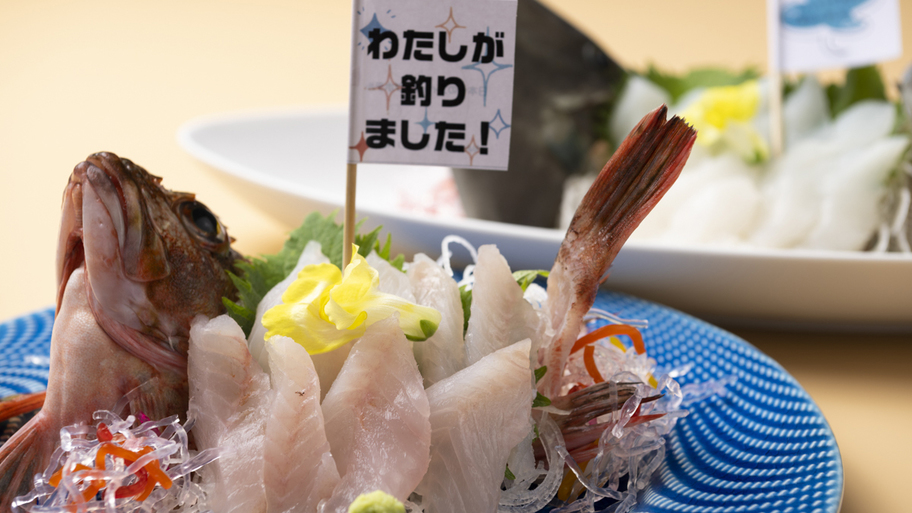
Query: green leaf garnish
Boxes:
[
  {"xmin": 826, "ymin": 65, "xmax": 887, "ymax": 118},
  {"xmin": 532, "ymin": 392, "xmax": 552, "ymax": 408},
  {"xmin": 512, "ymin": 270, "xmax": 549, "ymax": 292},
  {"xmin": 534, "ymin": 366, "xmax": 547, "ymax": 384},
  {"xmin": 223, "ymin": 212, "xmax": 404, "ymax": 336},
  {"xmin": 459, "ymin": 284, "xmax": 473, "ymax": 334},
  {"xmin": 504, "ymin": 465, "xmax": 516, "ymax": 481}
]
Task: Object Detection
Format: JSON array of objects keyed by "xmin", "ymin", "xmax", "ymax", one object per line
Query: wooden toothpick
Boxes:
[{"xmin": 343, "ymin": 162, "xmax": 357, "ymax": 267}]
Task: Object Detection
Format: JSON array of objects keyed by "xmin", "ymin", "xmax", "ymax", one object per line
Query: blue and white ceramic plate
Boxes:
[{"xmin": 0, "ymin": 292, "xmax": 843, "ymax": 512}]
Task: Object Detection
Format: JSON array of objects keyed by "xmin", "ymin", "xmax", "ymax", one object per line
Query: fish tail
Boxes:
[
  {"xmin": 542, "ymin": 106, "xmax": 695, "ymax": 397},
  {"xmin": 0, "ymin": 412, "xmax": 55, "ymax": 510},
  {"xmin": 559, "ymin": 104, "xmax": 696, "ymax": 282},
  {"xmin": 0, "ymin": 392, "xmax": 45, "ymax": 424}
]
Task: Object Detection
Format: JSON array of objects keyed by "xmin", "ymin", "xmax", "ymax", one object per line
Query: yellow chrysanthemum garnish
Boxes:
[
  {"xmin": 680, "ymin": 80, "xmax": 769, "ymax": 163},
  {"xmin": 262, "ymin": 246, "xmax": 440, "ymax": 354}
]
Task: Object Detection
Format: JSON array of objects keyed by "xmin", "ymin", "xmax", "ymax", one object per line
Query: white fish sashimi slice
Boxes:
[
  {"xmin": 464, "ymin": 245, "xmax": 544, "ymax": 367},
  {"xmin": 188, "ymin": 315, "xmax": 272, "ymax": 513},
  {"xmin": 319, "ymin": 317, "xmax": 431, "ymax": 513},
  {"xmin": 415, "ymin": 339, "xmax": 534, "ymax": 513},
  {"xmin": 249, "ymin": 240, "xmax": 329, "ymax": 372},
  {"xmin": 264, "ymin": 336, "xmax": 341, "ymax": 513},
  {"xmin": 408, "ymin": 253, "xmax": 466, "ymax": 387},
  {"xmin": 249, "ymin": 240, "xmax": 352, "ymax": 399},
  {"xmin": 367, "ymin": 251, "xmax": 416, "ymax": 301}
]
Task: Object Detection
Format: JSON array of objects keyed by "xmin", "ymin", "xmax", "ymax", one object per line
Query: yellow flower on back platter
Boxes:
[{"xmin": 680, "ymin": 80, "xmax": 769, "ymax": 163}]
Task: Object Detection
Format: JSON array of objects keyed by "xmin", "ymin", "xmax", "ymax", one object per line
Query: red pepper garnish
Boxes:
[
  {"xmin": 114, "ymin": 468, "xmax": 149, "ymax": 498},
  {"xmin": 96, "ymin": 423, "xmax": 113, "ymax": 442}
]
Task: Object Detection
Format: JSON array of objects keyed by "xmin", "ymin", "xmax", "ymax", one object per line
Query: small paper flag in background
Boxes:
[{"xmin": 776, "ymin": 0, "xmax": 902, "ymax": 73}]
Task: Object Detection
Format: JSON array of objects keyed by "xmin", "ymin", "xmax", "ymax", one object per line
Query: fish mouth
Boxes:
[
  {"xmin": 57, "ymin": 153, "xmax": 173, "ymax": 310},
  {"xmin": 56, "ymin": 152, "xmax": 188, "ymax": 373},
  {"xmin": 56, "ymin": 153, "xmax": 131, "ymax": 312},
  {"xmin": 56, "ymin": 165, "xmax": 87, "ymax": 313}
]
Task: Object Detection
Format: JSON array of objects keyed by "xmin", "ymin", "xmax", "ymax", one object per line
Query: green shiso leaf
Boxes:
[
  {"xmin": 223, "ymin": 212, "xmax": 403, "ymax": 336},
  {"xmin": 504, "ymin": 465, "xmax": 516, "ymax": 481},
  {"xmin": 534, "ymin": 366, "xmax": 547, "ymax": 384}
]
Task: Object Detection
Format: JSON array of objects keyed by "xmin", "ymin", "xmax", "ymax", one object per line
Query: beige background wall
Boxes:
[{"xmin": 0, "ymin": 2, "xmax": 910, "ymax": 512}]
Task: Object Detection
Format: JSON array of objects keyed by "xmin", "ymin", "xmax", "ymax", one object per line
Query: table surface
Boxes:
[{"xmin": 1, "ymin": 2, "xmax": 910, "ymax": 512}]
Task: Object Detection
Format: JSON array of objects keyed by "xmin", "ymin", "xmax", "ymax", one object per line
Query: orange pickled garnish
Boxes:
[
  {"xmin": 571, "ymin": 324, "xmax": 645, "ymax": 355},
  {"xmin": 48, "ymin": 463, "xmax": 91, "ymax": 487},
  {"xmin": 583, "ymin": 345, "xmax": 604, "ymax": 383}
]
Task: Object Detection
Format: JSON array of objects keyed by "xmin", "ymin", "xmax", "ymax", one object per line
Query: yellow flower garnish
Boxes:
[
  {"xmin": 348, "ymin": 490, "xmax": 405, "ymax": 513},
  {"xmin": 680, "ymin": 80, "xmax": 769, "ymax": 163},
  {"xmin": 262, "ymin": 246, "xmax": 441, "ymax": 354}
]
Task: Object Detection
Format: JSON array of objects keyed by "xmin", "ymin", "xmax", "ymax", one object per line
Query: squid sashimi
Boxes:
[
  {"xmin": 263, "ymin": 336, "xmax": 340, "ymax": 513},
  {"xmin": 249, "ymin": 240, "xmax": 351, "ymax": 400},
  {"xmin": 414, "ymin": 339, "xmax": 534, "ymax": 513},
  {"xmin": 464, "ymin": 245, "xmax": 545, "ymax": 366},
  {"xmin": 408, "ymin": 253, "xmax": 467, "ymax": 386},
  {"xmin": 319, "ymin": 317, "xmax": 431, "ymax": 512},
  {"xmin": 188, "ymin": 315, "xmax": 272, "ymax": 513}
]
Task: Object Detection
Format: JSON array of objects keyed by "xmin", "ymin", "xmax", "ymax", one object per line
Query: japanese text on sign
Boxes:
[{"xmin": 348, "ymin": 0, "xmax": 517, "ymax": 170}]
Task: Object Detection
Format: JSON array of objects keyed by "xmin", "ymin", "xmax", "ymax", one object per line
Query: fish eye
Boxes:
[
  {"xmin": 191, "ymin": 205, "xmax": 217, "ymax": 234},
  {"xmin": 178, "ymin": 200, "xmax": 224, "ymax": 242}
]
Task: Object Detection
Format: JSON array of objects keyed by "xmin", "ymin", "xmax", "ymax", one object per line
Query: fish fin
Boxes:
[
  {"xmin": 0, "ymin": 412, "xmax": 55, "ymax": 509},
  {"xmin": 558, "ymin": 105, "xmax": 696, "ymax": 284},
  {"xmin": 542, "ymin": 106, "xmax": 695, "ymax": 397},
  {"xmin": 0, "ymin": 391, "xmax": 46, "ymax": 424}
]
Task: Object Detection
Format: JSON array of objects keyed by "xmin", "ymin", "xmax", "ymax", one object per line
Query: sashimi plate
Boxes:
[
  {"xmin": 0, "ymin": 292, "xmax": 842, "ymax": 513},
  {"xmin": 178, "ymin": 107, "xmax": 912, "ymax": 331}
]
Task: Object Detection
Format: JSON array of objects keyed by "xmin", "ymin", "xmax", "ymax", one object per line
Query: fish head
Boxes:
[{"xmin": 56, "ymin": 151, "xmax": 241, "ymax": 372}]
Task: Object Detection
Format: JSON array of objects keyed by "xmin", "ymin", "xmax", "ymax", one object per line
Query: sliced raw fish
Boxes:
[
  {"xmin": 249, "ymin": 240, "xmax": 352, "ymax": 399},
  {"xmin": 408, "ymin": 253, "xmax": 466, "ymax": 386},
  {"xmin": 415, "ymin": 339, "xmax": 534, "ymax": 513},
  {"xmin": 249, "ymin": 240, "xmax": 328, "ymax": 372},
  {"xmin": 464, "ymin": 245, "xmax": 544, "ymax": 366},
  {"xmin": 188, "ymin": 315, "xmax": 272, "ymax": 513},
  {"xmin": 319, "ymin": 317, "xmax": 431, "ymax": 512},
  {"xmin": 264, "ymin": 336, "xmax": 340, "ymax": 513},
  {"xmin": 367, "ymin": 251, "xmax": 416, "ymax": 301}
]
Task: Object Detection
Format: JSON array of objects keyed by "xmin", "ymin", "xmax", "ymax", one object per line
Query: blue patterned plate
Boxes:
[{"xmin": 0, "ymin": 293, "xmax": 842, "ymax": 512}]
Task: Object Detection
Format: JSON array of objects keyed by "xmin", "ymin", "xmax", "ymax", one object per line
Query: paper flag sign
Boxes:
[
  {"xmin": 775, "ymin": 0, "xmax": 902, "ymax": 72},
  {"xmin": 347, "ymin": 0, "xmax": 518, "ymax": 170}
]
